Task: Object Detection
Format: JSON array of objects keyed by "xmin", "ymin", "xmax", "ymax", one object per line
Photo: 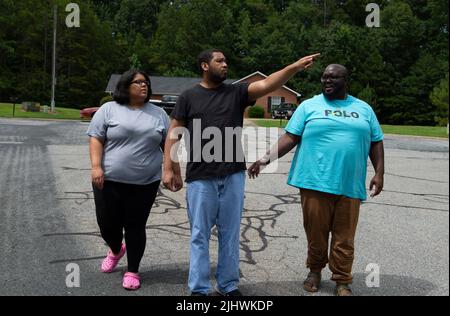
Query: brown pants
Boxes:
[{"xmin": 300, "ymin": 189, "xmax": 361, "ymax": 284}]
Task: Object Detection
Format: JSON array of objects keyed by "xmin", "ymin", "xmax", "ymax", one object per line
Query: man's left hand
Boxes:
[
  {"xmin": 248, "ymin": 159, "xmax": 268, "ymax": 179},
  {"xmin": 369, "ymin": 174, "xmax": 384, "ymax": 198},
  {"xmin": 294, "ymin": 53, "xmax": 321, "ymax": 71}
]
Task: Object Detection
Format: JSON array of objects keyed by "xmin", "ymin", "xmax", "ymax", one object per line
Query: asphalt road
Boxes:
[{"xmin": 0, "ymin": 118, "xmax": 448, "ymax": 296}]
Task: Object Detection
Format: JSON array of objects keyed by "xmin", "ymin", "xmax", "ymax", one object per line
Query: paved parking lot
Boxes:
[{"xmin": 0, "ymin": 118, "xmax": 448, "ymax": 296}]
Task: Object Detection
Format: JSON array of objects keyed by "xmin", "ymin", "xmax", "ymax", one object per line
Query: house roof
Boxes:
[
  {"xmin": 105, "ymin": 75, "xmax": 234, "ymax": 95},
  {"xmin": 105, "ymin": 71, "xmax": 301, "ymax": 97},
  {"xmin": 105, "ymin": 74, "xmax": 121, "ymax": 94},
  {"xmin": 233, "ymin": 71, "xmax": 301, "ymax": 97}
]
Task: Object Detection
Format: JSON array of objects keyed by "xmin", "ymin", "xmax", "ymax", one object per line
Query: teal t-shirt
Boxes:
[{"xmin": 285, "ymin": 94, "xmax": 384, "ymax": 200}]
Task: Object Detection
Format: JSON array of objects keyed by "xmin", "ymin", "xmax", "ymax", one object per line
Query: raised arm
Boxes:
[
  {"xmin": 248, "ymin": 53, "xmax": 320, "ymax": 101},
  {"xmin": 248, "ymin": 132, "xmax": 301, "ymax": 179}
]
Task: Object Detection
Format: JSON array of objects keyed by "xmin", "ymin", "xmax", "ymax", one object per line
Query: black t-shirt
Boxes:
[{"xmin": 171, "ymin": 82, "xmax": 255, "ymax": 182}]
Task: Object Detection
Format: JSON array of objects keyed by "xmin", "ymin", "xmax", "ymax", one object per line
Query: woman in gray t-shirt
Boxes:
[{"xmin": 87, "ymin": 70, "xmax": 169, "ymax": 291}]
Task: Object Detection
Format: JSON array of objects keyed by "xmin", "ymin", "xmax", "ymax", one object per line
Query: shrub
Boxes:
[
  {"xmin": 248, "ymin": 105, "xmax": 265, "ymax": 118},
  {"xmin": 99, "ymin": 95, "xmax": 113, "ymax": 106}
]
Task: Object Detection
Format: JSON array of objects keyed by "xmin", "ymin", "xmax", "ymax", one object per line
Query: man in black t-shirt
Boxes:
[{"xmin": 163, "ymin": 49, "xmax": 320, "ymax": 296}]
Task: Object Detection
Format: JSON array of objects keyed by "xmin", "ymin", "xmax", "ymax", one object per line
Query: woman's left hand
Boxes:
[{"xmin": 92, "ymin": 167, "xmax": 104, "ymax": 189}]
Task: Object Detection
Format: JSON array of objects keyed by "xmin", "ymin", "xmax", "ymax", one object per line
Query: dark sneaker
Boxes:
[
  {"xmin": 190, "ymin": 291, "xmax": 208, "ymax": 296},
  {"xmin": 224, "ymin": 289, "xmax": 243, "ymax": 296},
  {"xmin": 215, "ymin": 288, "xmax": 243, "ymax": 296},
  {"xmin": 303, "ymin": 271, "xmax": 321, "ymax": 293},
  {"xmin": 336, "ymin": 284, "xmax": 353, "ymax": 296}
]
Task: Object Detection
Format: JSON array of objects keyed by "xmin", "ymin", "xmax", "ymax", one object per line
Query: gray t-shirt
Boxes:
[{"xmin": 87, "ymin": 101, "xmax": 170, "ymax": 185}]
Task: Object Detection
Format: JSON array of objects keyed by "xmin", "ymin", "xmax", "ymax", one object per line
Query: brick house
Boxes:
[
  {"xmin": 105, "ymin": 72, "xmax": 301, "ymax": 118},
  {"xmin": 233, "ymin": 71, "xmax": 301, "ymax": 118}
]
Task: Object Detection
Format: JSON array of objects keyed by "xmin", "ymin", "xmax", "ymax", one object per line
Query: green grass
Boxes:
[
  {"xmin": 0, "ymin": 103, "xmax": 82, "ymax": 120},
  {"xmin": 380, "ymin": 125, "xmax": 448, "ymax": 138},
  {"xmin": 249, "ymin": 118, "xmax": 289, "ymax": 128},
  {"xmin": 249, "ymin": 119, "xmax": 448, "ymax": 138}
]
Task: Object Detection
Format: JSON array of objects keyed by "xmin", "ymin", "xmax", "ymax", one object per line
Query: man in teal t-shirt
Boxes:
[{"xmin": 248, "ymin": 64, "xmax": 385, "ymax": 296}]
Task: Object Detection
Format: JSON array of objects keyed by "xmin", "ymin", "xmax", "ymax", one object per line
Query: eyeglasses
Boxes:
[
  {"xmin": 131, "ymin": 80, "xmax": 150, "ymax": 87},
  {"xmin": 321, "ymin": 75, "xmax": 346, "ymax": 82}
]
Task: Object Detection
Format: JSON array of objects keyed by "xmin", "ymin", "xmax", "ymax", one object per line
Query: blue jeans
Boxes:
[{"xmin": 186, "ymin": 171, "xmax": 245, "ymax": 294}]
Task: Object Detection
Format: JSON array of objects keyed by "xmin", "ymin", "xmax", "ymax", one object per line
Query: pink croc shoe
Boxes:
[
  {"xmin": 101, "ymin": 244, "xmax": 126, "ymax": 273},
  {"xmin": 123, "ymin": 272, "xmax": 141, "ymax": 290}
]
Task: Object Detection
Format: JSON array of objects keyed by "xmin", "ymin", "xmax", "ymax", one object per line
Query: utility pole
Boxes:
[{"xmin": 50, "ymin": 5, "xmax": 57, "ymax": 113}]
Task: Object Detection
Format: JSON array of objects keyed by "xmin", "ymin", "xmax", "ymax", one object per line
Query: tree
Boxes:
[
  {"xmin": 90, "ymin": 0, "xmax": 122, "ymax": 22},
  {"xmin": 129, "ymin": 53, "xmax": 143, "ymax": 70},
  {"xmin": 358, "ymin": 84, "xmax": 377, "ymax": 110},
  {"xmin": 55, "ymin": 0, "xmax": 125, "ymax": 108},
  {"xmin": 0, "ymin": 0, "xmax": 55, "ymax": 103},
  {"xmin": 393, "ymin": 52, "xmax": 448, "ymax": 125},
  {"xmin": 113, "ymin": 0, "xmax": 163, "ymax": 41},
  {"xmin": 0, "ymin": 0, "xmax": 18, "ymax": 96},
  {"xmin": 149, "ymin": 0, "xmax": 236, "ymax": 77},
  {"xmin": 1, "ymin": 0, "xmax": 447, "ymax": 125},
  {"xmin": 430, "ymin": 74, "xmax": 449, "ymax": 126}
]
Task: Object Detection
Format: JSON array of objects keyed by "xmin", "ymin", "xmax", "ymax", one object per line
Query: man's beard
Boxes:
[
  {"xmin": 322, "ymin": 85, "xmax": 344, "ymax": 100},
  {"xmin": 208, "ymin": 70, "xmax": 227, "ymax": 84}
]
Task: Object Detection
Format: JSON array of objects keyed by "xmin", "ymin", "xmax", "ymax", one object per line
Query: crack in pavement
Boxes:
[
  {"xmin": 47, "ymin": 188, "xmax": 302, "ymax": 267},
  {"xmin": 47, "ymin": 185, "xmax": 449, "ymax": 268}
]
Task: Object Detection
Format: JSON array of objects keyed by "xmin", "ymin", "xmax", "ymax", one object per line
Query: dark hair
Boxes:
[
  {"xmin": 113, "ymin": 70, "xmax": 152, "ymax": 105},
  {"xmin": 197, "ymin": 49, "xmax": 224, "ymax": 75}
]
